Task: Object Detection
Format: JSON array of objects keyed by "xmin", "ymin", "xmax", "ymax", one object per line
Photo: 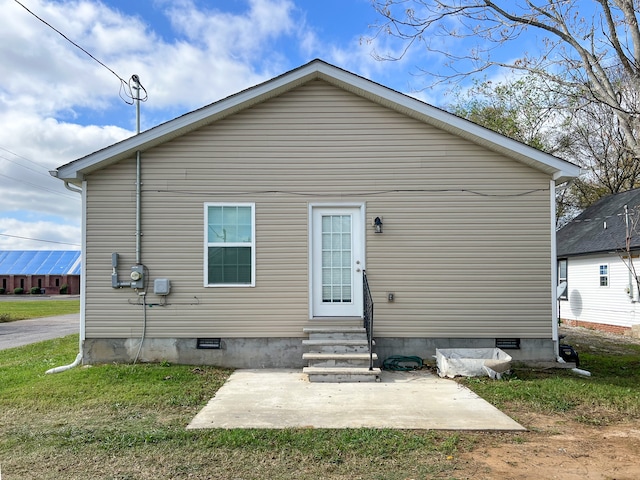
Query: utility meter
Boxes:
[{"xmin": 130, "ymin": 265, "xmax": 144, "ymax": 289}]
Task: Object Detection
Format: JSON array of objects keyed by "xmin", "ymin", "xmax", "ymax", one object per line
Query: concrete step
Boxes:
[
  {"xmin": 303, "ymin": 366, "xmax": 381, "ymax": 383},
  {"xmin": 303, "ymin": 327, "xmax": 367, "ymax": 341},
  {"xmin": 303, "ymin": 326, "xmax": 365, "ymax": 333},
  {"xmin": 303, "ymin": 352, "xmax": 378, "ymax": 368},
  {"xmin": 303, "ymin": 326, "xmax": 366, "ymax": 335},
  {"xmin": 302, "ymin": 339, "xmax": 371, "ymax": 354}
]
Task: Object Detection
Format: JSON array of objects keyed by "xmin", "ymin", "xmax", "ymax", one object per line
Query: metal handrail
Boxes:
[{"xmin": 362, "ymin": 270, "xmax": 374, "ymax": 371}]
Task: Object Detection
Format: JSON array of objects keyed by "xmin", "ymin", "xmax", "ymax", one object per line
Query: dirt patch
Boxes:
[
  {"xmin": 456, "ymin": 416, "xmax": 640, "ymax": 480},
  {"xmin": 453, "ymin": 326, "xmax": 640, "ymax": 480},
  {"xmin": 559, "ymin": 324, "xmax": 640, "ymax": 355}
]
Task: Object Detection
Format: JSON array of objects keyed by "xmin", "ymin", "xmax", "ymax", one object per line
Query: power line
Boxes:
[
  {"xmin": 0, "ymin": 147, "xmax": 81, "ymax": 200},
  {"xmin": 0, "ymin": 153, "xmax": 55, "ymax": 180},
  {"xmin": 0, "ymin": 233, "xmax": 80, "ymax": 247},
  {"xmin": 0, "ymin": 146, "xmax": 51, "ymax": 173},
  {"xmin": 0, "ymin": 172, "xmax": 79, "ymax": 200},
  {"xmin": 12, "ymin": 0, "xmax": 148, "ymax": 105},
  {"xmin": 0, "ymin": 146, "xmax": 78, "ymax": 199}
]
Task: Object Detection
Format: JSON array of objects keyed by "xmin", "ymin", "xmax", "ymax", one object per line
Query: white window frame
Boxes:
[
  {"xmin": 599, "ymin": 264, "xmax": 609, "ymax": 287},
  {"xmin": 204, "ymin": 202, "xmax": 255, "ymax": 287}
]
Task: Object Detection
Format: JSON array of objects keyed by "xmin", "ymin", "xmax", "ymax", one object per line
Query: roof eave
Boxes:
[
  {"xmin": 54, "ymin": 59, "xmax": 582, "ymax": 183},
  {"xmin": 55, "ymin": 63, "xmax": 327, "ymax": 181},
  {"xmin": 318, "ymin": 68, "xmax": 581, "ymax": 183}
]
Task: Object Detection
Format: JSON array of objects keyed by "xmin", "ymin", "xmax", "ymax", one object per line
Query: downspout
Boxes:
[
  {"xmin": 46, "ymin": 179, "xmax": 87, "ymax": 374},
  {"xmin": 550, "ymin": 180, "xmax": 560, "ymax": 359},
  {"xmin": 64, "ymin": 181, "xmax": 82, "ymax": 194}
]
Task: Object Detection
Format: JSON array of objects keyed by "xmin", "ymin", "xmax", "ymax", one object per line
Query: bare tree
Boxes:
[{"xmin": 370, "ymin": 0, "xmax": 640, "ymax": 159}]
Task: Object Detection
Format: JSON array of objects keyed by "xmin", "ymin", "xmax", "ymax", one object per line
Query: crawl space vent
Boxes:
[
  {"xmin": 197, "ymin": 338, "xmax": 221, "ymax": 349},
  {"xmin": 495, "ymin": 338, "xmax": 520, "ymax": 350}
]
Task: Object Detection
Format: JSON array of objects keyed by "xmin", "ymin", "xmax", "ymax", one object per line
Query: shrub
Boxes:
[
  {"xmin": 60, "ymin": 283, "xmax": 69, "ymax": 294},
  {"xmin": 30, "ymin": 286, "xmax": 41, "ymax": 295},
  {"xmin": 14, "ymin": 287, "xmax": 24, "ymax": 295},
  {"xmin": 0, "ymin": 287, "xmax": 5, "ymax": 295}
]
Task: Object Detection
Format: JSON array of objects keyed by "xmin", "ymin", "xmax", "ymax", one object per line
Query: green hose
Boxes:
[{"xmin": 383, "ymin": 355, "xmax": 423, "ymax": 371}]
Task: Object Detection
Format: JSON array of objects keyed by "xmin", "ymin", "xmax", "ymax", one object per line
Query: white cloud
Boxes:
[
  {"xmin": 0, "ymin": 0, "xmax": 304, "ymax": 249},
  {"xmin": 0, "ymin": 217, "xmax": 81, "ymax": 250},
  {"xmin": 0, "ymin": 0, "xmax": 424, "ymax": 252}
]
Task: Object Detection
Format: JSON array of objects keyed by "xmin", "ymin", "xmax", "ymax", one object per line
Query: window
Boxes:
[
  {"xmin": 205, "ymin": 203, "xmax": 255, "ymax": 286},
  {"xmin": 599, "ymin": 264, "xmax": 609, "ymax": 287},
  {"xmin": 558, "ymin": 259, "xmax": 568, "ymax": 300}
]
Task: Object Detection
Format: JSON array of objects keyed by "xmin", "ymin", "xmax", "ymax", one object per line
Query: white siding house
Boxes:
[
  {"xmin": 557, "ymin": 188, "xmax": 640, "ymax": 335},
  {"xmin": 52, "ymin": 60, "xmax": 581, "ymax": 368}
]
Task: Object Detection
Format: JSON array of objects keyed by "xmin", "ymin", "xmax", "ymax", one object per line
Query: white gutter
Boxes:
[{"xmin": 46, "ymin": 179, "xmax": 87, "ymax": 374}]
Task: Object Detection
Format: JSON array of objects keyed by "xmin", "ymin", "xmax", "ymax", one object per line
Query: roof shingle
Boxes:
[{"xmin": 557, "ymin": 189, "xmax": 640, "ymax": 257}]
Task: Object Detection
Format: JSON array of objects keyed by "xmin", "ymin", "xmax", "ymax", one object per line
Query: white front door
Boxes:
[{"xmin": 311, "ymin": 206, "xmax": 364, "ymax": 317}]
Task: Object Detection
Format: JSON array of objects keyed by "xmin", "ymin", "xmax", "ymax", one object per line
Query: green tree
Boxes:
[{"xmin": 449, "ymin": 75, "xmax": 562, "ymax": 152}]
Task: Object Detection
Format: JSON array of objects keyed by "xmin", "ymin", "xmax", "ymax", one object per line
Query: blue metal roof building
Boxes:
[{"xmin": 0, "ymin": 251, "xmax": 81, "ymax": 275}]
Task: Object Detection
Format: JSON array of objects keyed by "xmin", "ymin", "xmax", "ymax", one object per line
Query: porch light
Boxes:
[{"xmin": 374, "ymin": 217, "xmax": 383, "ymax": 234}]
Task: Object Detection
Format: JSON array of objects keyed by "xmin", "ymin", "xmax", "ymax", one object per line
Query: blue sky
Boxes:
[{"xmin": 0, "ymin": 0, "xmax": 520, "ymax": 250}]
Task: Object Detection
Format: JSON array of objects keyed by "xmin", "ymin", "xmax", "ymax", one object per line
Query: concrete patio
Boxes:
[{"xmin": 187, "ymin": 369, "xmax": 525, "ymax": 430}]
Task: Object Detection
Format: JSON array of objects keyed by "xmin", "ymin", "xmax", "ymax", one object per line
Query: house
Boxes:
[
  {"xmin": 51, "ymin": 59, "xmax": 581, "ymax": 371},
  {"xmin": 0, "ymin": 250, "xmax": 81, "ymax": 295},
  {"xmin": 557, "ymin": 188, "xmax": 640, "ymax": 336}
]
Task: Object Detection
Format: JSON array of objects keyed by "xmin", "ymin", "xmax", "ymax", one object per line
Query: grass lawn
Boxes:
[
  {"xmin": 0, "ymin": 335, "xmax": 465, "ymax": 479},
  {"xmin": 0, "ymin": 327, "xmax": 639, "ymax": 479},
  {"xmin": 0, "ymin": 299, "xmax": 80, "ymax": 322}
]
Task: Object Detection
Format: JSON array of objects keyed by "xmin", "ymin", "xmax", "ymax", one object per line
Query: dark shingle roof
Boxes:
[
  {"xmin": 557, "ymin": 189, "xmax": 640, "ymax": 257},
  {"xmin": 0, "ymin": 251, "xmax": 81, "ymax": 275}
]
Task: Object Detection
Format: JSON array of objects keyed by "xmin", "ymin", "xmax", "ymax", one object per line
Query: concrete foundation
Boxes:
[
  {"xmin": 83, "ymin": 336, "xmax": 557, "ymax": 367},
  {"xmin": 84, "ymin": 337, "xmax": 306, "ymax": 368},
  {"xmin": 375, "ymin": 337, "xmax": 557, "ymax": 365}
]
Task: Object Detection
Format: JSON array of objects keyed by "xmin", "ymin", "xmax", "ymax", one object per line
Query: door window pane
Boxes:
[{"xmin": 321, "ymin": 214, "xmax": 352, "ymax": 303}]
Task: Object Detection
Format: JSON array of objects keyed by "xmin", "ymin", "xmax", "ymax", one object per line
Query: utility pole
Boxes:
[{"xmin": 132, "ymin": 74, "xmax": 141, "ymax": 134}]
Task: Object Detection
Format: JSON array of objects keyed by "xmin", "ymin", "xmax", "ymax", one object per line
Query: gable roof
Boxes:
[
  {"xmin": 0, "ymin": 250, "xmax": 81, "ymax": 275},
  {"xmin": 52, "ymin": 59, "xmax": 581, "ymax": 184},
  {"xmin": 556, "ymin": 188, "xmax": 640, "ymax": 257}
]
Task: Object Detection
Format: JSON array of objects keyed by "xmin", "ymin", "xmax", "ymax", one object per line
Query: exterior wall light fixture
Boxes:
[{"xmin": 374, "ymin": 216, "xmax": 383, "ymax": 234}]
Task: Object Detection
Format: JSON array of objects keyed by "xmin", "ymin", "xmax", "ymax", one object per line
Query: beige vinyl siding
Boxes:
[{"xmin": 84, "ymin": 79, "xmax": 552, "ymax": 339}]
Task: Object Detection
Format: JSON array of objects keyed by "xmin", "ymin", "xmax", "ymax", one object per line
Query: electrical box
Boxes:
[
  {"xmin": 130, "ymin": 265, "xmax": 144, "ymax": 289},
  {"xmin": 154, "ymin": 278, "xmax": 171, "ymax": 295}
]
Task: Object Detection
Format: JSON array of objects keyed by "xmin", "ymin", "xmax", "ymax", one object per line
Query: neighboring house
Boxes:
[
  {"xmin": 51, "ymin": 60, "xmax": 580, "ymax": 368},
  {"xmin": 0, "ymin": 250, "xmax": 81, "ymax": 295},
  {"xmin": 557, "ymin": 188, "xmax": 640, "ymax": 336}
]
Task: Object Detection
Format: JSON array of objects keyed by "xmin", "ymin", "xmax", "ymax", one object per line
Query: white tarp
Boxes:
[{"xmin": 436, "ymin": 348, "xmax": 512, "ymax": 379}]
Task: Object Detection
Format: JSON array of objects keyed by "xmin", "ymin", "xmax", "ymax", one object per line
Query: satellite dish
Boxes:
[{"xmin": 557, "ymin": 281, "xmax": 567, "ymax": 299}]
